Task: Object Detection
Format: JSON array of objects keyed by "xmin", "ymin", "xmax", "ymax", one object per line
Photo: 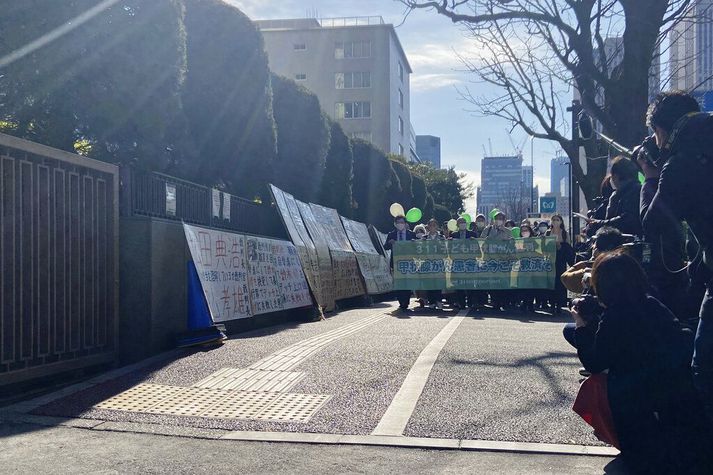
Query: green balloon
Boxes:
[
  {"xmin": 489, "ymin": 208, "xmax": 500, "ymax": 220},
  {"xmin": 511, "ymin": 227, "xmax": 521, "ymax": 238},
  {"xmin": 461, "ymin": 213, "xmax": 472, "ymax": 225},
  {"xmin": 638, "ymin": 171, "xmax": 645, "ymax": 184},
  {"xmin": 406, "ymin": 207, "xmax": 422, "ymax": 223}
]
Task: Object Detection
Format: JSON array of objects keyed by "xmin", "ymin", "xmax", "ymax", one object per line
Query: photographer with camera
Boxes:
[
  {"xmin": 638, "ymin": 90, "xmax": 713, "ymax": 411},
  {"xmin": 561, "ymin": 226, "xmax": 626, "ymax": 355},
  {"xmin": 572, "ymin": 250, "xmax": 710, "ymax": 473},
  {"xmin": 587, "ymin": 156, "xmax": 643, "ymax": 237}
]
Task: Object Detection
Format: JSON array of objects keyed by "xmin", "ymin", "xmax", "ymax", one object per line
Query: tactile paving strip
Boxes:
[
  {"xmin": 200, "ymin": 391, "xmax": 280, "ymax": 419},
  {"xmin": 145, "ymin": 386, "xmax": 231, "ymax": 417},
  {"xmin": 254, "ymin": 393, "xmax": 332, "ymax": 423},
  {"xmin": 94, "ymin": 384, "xmax": 330, "ymax": 422},
  {"xmin": 95, "ymin": 384, "xmax": 183, "ymax": 412},
  {"xmin": 193, "ymin": 368, "xmax": 305, "ymax": 392}
]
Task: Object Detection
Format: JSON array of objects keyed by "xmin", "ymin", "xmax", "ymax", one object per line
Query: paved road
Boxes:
[
  {"xmin": 0, "ymin": 421, "xmax": 626, "ymax": 474},
  {"xmin": 3, "ymin": 300, "xmax": 620, "ymax": 473}
]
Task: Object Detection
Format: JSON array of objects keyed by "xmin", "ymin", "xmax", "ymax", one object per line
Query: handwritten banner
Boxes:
[
  {"xmin": 270, "ymin": 185, "xmax": 330, "ymax": 310},
  {"xmin": 296, "ymin": 200, "xmax": 337, "ymax": 308},
  {"xmin": 184, "ymin": 224, "xmax": 251, "ymax": 322},
  {"xmin": 341, "ymin": 217, "xmax": 392, "ymax": 294},
  {"xmin": 183, "ymin": 223, "xmax": 313, "ymax": 323},
  {"xmin": 309, "ymin": 204, "xmax": 366, "ymax": 299},
  {"xmin": 392, "ymin": 237, "xmax": 557, "ymax": 291}
]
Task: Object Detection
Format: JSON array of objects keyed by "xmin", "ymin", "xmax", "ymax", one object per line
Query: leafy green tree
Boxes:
[
  {"xmin": 351, "ymin": 139, "xmax": 395, "ymax": 231},
  {"xmin": 388, "ymin": 158, "xmax": 415, "ymax": 211},
  {"xmin": 182, "ymin": 0, "xmax": 276, "ymax": 198},
  {"xmin": 271, "ymin": 74, "xmax": 330, "ymax": 203},
  {"xmin": 432, "ymin": 204, "xmax": 453, "ymax": 224},
  {"xmin": 1, "ymin": 0, "xmax": 187, "ymax": 171},
  {"xmin": 319, "ymin": 120, "xmax": 353, "ymax": 217}
]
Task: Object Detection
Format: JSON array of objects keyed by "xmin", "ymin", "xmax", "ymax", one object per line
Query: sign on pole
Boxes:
[{"xmin": 540, "ymin": 196, "xmax": 557, "ymax": 214}]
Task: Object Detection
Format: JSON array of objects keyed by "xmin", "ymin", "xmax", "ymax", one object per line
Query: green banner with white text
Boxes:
[{"xmin": 392, "ymin": 237, "xmax": 557, "ymax": 290}]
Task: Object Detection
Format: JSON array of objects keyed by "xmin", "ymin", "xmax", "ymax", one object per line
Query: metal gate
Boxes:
[{"xmin": 0, "ymin": 133, "xmax": 119, "ymax": 385}]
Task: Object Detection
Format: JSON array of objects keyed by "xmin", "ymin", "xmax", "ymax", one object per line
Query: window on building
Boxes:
[
  {"xmin": 398, "ymin": 89, "xmax": 403, "ymax": 108},
  {"xmin": 398, "ymin": 144, "xmax": 404, "ymax": 156},
  {"xmin": 335, "ymin": 41, "xmax": 372, "ymax": 59},
  {"xmin": 398, "ymin": 117, "xmax": 404, "ymax": 135},
  {"xmin": 351, "ymin": 131, "xmax": 373, "ymax": 142},
  {"xmin": 293, "ymin": 43, "xmax": 306, "ymax": 50},
  {"xmin": 295, "ymin": 73, "xmax": 307, "ymax": 81},
  {"xmin": 335, "ymin": 102, "xmax": 371, "ymax": 119},
  {"xmin": 398, "ymin": 62, "xmax": 404, "ymax": 82},
  {"xmin": 335, "ymin": 72, "xmax": 371, "ymax": 89}
]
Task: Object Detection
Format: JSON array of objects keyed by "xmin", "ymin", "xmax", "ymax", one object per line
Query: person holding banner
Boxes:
[
  {"xmin": 449, "ymin": 217, "xmax": 476, "ymax": 309},
  {"xmin": 481, "ymin": 211, "xmax": 513, "ymax": 240},
  {"xmin": 474, "ymin": 214, "xmax": 487, "ymax": 236},
  {"xmin": 547, "ymin": 214, "xmax": 575, "ymax": 315},
  {"xmin": 385, "ymin": 215, "xmax": 417, "ymax": 312},
  {"xmin": 423, "ymin": 219, "xmax": 445, "ymax": 309}
]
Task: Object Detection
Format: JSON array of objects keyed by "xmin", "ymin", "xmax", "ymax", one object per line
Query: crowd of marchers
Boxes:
[{"xmin": 385, "ymin": 91, "xmax": 713, "ymax": 474}]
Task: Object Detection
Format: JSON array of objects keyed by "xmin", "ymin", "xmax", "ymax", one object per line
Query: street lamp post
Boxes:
[{"xmin": 530, "ymin": 135, "xmax": 534, "ymax": 214}]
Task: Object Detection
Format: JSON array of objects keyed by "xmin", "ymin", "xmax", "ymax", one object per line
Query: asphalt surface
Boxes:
[
  {"xmin": 29, "ymin": 301, "xmax": 601, "ymax": 445},
  {"xmin": 0, "ymin": 422, "xmax": 627, "ymax": 474}
]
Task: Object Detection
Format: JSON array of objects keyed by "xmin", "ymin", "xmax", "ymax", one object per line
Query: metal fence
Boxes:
[
  {"xmin": 120, "ymin": 167, "xmax": 287, "ymax": 239},
  {"xmin": 0, "ymin": 133, "xmax": 119, "ymax": 385}
]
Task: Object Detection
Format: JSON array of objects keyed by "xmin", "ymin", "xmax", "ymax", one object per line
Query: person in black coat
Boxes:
[
  {"xmin": 384, "ymin": 215, "xmax": 417, "ymax": 311},
  {"xmin": 638, "ymin": 91, "xmax": 713, "ymax": 410},
  {"xmin": 588, "ymin": 156, "xmax": 643, "ymax": 237},
  {"xmin": 450, "ymin": 216, "xmax": 476, "ymax": 308},
  {"xmin": 546, "ymin": 214, "xmax": 575, "ymax": 314},
  {"xmin": 572, "ymin": 251, "xmax": 711, "ymax": 473}
]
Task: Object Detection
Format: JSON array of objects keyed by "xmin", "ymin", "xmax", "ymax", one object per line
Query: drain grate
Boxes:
[
  {"xmin": 95, "ymin": 384, "xmax": 183, "ymax": 412},
  {"xmin": 254, "ymin": 393, "xmax": 332, "ymax": 423},
  {"xmin": 200, "ymin": 391, "xmax": 279, "ymax": 419}
]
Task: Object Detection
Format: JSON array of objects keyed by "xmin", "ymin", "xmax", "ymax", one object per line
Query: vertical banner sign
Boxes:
[
  {"xmin": 212, "ymin": 189, "xmax": 221, "ymax": 218},
  {"xmin": 392, "ymin": 237, "xmax": 557, "ymax": 290},
  {"xmin": 297, "ymin": 200, "xmax": 337, "ymax": 309},
  {"xmin": 341, "ymin": 217, "xmax": 392, "ymax": 294},
  {"xmin": 184, "ymin": 223, "xmax": 313, "ymax": 322},
  {"xmin": 183, "ymin": 223, "xmax": 251, "ymax": 322},
  {"xmin": 269, "ymin": 185, "xmax": 329, "ymax": 310},
  {"xmin": 165, "ymin": 183, "xmax": 177, "ymax": 216},
  {"xmin": 309, "ymin": 204, "xmax": 365, "ymax": 299},
  {"xmin": 222, "ymin": 193, "xmax": 231, "ymax": 221}
]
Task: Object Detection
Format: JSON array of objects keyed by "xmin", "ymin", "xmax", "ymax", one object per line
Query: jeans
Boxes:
[
  {"xmin": 692, "ymin": 278, "xmax": 713, "ymax": 402},
  {"xmin": 563, "ymin": 322, "xmax": 577, "ymax": 349}
]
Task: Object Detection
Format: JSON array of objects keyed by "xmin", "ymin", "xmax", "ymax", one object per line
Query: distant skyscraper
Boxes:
[
  {"xmin": 477, "ymin": 155, "xmax": 524, "ymax": 219},
  {"xmin": 670, "ymin": 1, "xmax": 713, "ymax": 93},
  {"xmin": 521, "ymin": 166, "xmax": 536, "ymax": 212},
  {"xmin": 415, "ymin": 135, "xmax": 441, "ymax": 168},
  {"xmin": 550, "ymin": 157, "xmax": 570, "ymax": 197},
  {"xmin": 256, "ymin": 16, "xmax": 414, "ymax": 159}
]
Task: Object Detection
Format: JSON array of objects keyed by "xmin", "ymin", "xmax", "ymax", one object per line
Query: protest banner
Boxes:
[
  {"xmin": 341, "ymin": 217, "xmax": 392, "ymax": 294},
  {"xmin": 270, "ymin": 185, "xmax": 329, "ymax": 310},
  {"xmin": 309, "ymin": 204, "xmax": 366, "ymax": 299},
  {"xmin": 245, "ymin": 236, "xmax": 312, "ymax": 315},
  {"xmin": 296, "ymin": 200, "xmax": 337, "ymax": 309},
  {"xmin": 183, "ymin": 224, "xmax": 313, "ymax": 322},
  {"xmin": 183, "ymin": 223, "xmax": 251, "ymax": 322},
  {"xmin": 392, "ymin": 237, "xmax": 557, "ymax": 291}
]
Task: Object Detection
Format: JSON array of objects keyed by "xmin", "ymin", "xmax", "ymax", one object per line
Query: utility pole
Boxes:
[
  {"xmin": 566, "ymin": 100, "xmax": 583, "ymax": 241},
  {"xmin": 530, "ymin": 135, "xmax": 534, "ymax": 215}
]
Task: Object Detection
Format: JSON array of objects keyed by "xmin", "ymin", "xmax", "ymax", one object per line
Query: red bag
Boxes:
[{"xmin": 573, "ymin": 373, "xmax": 621, "ymax": 449}]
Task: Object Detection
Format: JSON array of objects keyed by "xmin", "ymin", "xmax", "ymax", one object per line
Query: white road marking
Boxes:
[{"xmin": 372, "ymin": 311, "xmax": 467, "ymax": 436}]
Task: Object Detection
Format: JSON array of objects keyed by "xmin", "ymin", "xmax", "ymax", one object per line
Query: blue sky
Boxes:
[{"xmin": 230, "ymin": 0, "xmax": 562, "ymax": 213}]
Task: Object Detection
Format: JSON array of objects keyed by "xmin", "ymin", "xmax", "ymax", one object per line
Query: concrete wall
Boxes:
[
  {"xmin": 118, "ymin": 217, "xmax": 316, "ymax": 364},
  {"xmin": 119, "ymin": 217, "xmax": 189, "ymax": 364}
]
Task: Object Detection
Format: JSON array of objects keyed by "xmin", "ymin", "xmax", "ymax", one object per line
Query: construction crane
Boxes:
[{"xmin": 506, "ymin": 129, "xmax": 528, "ymax": 158}]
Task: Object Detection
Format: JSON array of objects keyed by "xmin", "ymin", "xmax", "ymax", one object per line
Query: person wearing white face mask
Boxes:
[
  {"xmin": 518, "ymin": 224, "xmax": 537, "ymax": 312},
  {"xmin": 481, "ymin": 211, "xmax": 513, "ymax": 241},
  {"xmin": 474, "ymin": 214, "xmax": 487, "ymax": 237},
  {"xmin": 450, "ymin": 217, "xmax": 476, "ymax": 309},
  {"xmin": 384, "ymin": 215, "xmax": 416, "ymax": 312}
]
